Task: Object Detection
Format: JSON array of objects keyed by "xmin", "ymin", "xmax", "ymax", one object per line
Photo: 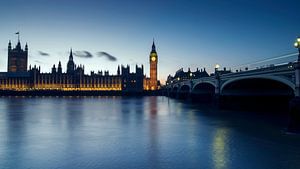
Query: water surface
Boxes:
[{"xmin": 0, "ymin": 96, "xmax": 299, "ymax": 169}]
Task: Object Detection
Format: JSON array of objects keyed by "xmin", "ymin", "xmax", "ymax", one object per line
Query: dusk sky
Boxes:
[{"xmin": 0, "ymin": 0, "xmax": 300, "ymax": 83}]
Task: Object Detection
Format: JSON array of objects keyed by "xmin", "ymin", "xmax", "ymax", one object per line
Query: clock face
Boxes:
[{"xmin": 151, "ymin": 56, "xmax": 156, "ymax": 61}]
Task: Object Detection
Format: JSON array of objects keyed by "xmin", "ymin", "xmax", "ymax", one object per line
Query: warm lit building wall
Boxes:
[
  {"xmin": 0, "ymin": 72, "xmax": 122, "ymax": 91},
  {"xmin": 32, "ymin": 73, "xmax": 122, "ymax": 91},
  {"xmin": 0, "ymin": 77, "xmax": 31, "ymax": 90},
  {"xmin": 143, "ymin": 77, "xmax": 150, "ymax": 90}
]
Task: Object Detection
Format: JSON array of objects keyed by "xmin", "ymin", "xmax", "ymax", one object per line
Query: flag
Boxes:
[{"xmin": 15, "ymin": 32, "xmax": 19, "ymax": 35}]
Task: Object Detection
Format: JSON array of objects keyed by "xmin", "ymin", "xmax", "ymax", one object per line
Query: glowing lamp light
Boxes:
[
  {"xmin": 215, "ymin": 64, "xmax": 220, "ymax": 69},
  {"xmin": 189, "ymin": 73, "xmax": 193, "ymax": 77},
  {"xmin": 295, "ymin": 37, "xmax": 300, "ymax": 48}
]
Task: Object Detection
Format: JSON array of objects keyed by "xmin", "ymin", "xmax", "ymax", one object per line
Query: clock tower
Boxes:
[{"xmin": 149, "ymin": 40, "xmax": 158, "ymax": 90}]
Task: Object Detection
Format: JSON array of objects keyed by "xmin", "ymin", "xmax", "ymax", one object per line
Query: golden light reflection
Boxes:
[{"xmin": 212, "ymin": 128, "xmax": 229, "ymax": 169}]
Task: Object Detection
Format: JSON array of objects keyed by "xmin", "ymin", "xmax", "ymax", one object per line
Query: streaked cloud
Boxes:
[
  {"xmin": 38, "ymin": 51, "xmax": 50, "ymax": 56},
  {"xmin": 34, "ymin": 60, "xmax": 44, "ymax": 64},
  {"xmin": 74, "ymin": 50, "xmax": 93, "ymax": 58},
  {"xmin": 97, "ymin": 52, "xmax": 117, "ymax": 61}
]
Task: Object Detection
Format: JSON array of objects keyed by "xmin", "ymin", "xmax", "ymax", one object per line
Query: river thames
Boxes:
[{"xmin": 0, "ymin": 96, "xmax": 300, "ymax": 169}]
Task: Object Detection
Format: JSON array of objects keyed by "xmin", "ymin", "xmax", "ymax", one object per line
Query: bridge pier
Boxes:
[
  {"xmin": 295, "ymin": 46, "xmax": 300, "ymax": 97},
  {"xmin": 288, "ymin": 51, "xmax": 300, "ymax": 133},
  {"xmin": 288, "ymin": 97, "xmax": 300, "ymax": 133},
  {"xmin": 214, "ymin": 69, "xmax": 221, "ymax": 107},
  {"xmin": 212, "ymin": 94, "xmax": 220, "ymax": 108}
]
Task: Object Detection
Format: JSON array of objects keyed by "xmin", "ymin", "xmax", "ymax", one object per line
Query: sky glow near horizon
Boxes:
[{"xmin": 0, "ymin": 0, "xmax": 300, "ymax": 83}]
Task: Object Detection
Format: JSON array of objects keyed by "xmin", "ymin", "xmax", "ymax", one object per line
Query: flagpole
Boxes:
[{"xmin": 15, "ymin": 31, "xmax": 20, "ymax": 42}]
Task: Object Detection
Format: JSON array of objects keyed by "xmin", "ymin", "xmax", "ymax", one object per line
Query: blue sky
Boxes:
[{"xmin": 0, "ymin": 0, "xmax": 300, "ymax": 82}]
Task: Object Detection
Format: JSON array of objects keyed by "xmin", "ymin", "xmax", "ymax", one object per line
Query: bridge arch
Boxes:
[
  {"xmin": 220, "ymin": 75, "xmax": 295, "ymax": 95},
  {"xmin": 220, "ymin": 75, "xmax": 295, "ymax": 110},
  {"xmin": 172, "ymin": 86, "xmax": 179, "ymax": 92},
  {"xmin": 192, "ymin": 81, "xmax": 216, "ymax": 90},
  {"xmin": 191, "ymin": 82, "xmax": 216, "ymax": 102},
  {"xmin": 178, "ymin": 85, "xmax": 191, "ymax": 99},
  {"xmin": 179, "ymin": 84, "xmax": 190, "ymax": 91}
]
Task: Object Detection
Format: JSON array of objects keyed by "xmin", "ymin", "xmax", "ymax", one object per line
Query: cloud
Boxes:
[
  {"xmin": 34, "ymin": 60, "xmax": 44, "ymax": 64},
  {"xmin": 38, "ymin": 51, "xmax": 50, "ymax": 56},
  {"xmin": 74, "ymin": 51, "xmax": 93, "ymax": 58},
  {"xmin": 97, "ymin": 52, "xmax": 117, "ymax": 61}
]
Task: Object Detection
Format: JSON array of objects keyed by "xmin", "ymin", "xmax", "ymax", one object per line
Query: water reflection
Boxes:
[
  {"xmin": 65, "ymin": 98, "xmax": 84, "ymax": 131},
  {"xmin": 212, "ymin": 128, "xmax": 230, "ymax": 169},
  {"xmin": 147, "ymin": 97, "xmax": 159, "ymax": 169},
  {"xmin": 0, "ymin": 97, "xmax": 299, "ymax": 169},
  {"xmin": 3, "ymin": 98, "xmax": 27, "ymax": 168}
]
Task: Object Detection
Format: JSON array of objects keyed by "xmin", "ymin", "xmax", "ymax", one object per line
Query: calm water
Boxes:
[{"xmin": 0, "ymin": 96, "xmax": 300, "ymax": 169}]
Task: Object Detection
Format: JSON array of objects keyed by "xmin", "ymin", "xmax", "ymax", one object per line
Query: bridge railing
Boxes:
[
  {"xmin": 166, "ymin": 52, "xmax": 298, "ymax": 86},
  {"xmin": 227, "ymin": 52, "xmax": 298, "ymax": 73},
  {"xmin": 219, "ymin": 62, "xmax": 295, "ymax": 78}
]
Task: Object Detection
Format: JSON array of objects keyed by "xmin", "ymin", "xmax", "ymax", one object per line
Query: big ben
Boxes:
[{"xmin": 149, "ymin": 40, "xmax": 158, "ymax": 90}]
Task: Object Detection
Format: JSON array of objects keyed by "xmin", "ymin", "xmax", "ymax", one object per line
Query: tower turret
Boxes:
[
  {"xmin": 149, "ymin": 39, "xmax": 158, "ymax": 90},
  {"xmin": 117, "ymin": 65, "xmax": 120, "ymax": 75},
  {"xmin": 52, "ymin": 64, "xmax": 56, "ymax": 73},
  {"xmin": 8, "ymin": 40, "xmax": 11, "ymax": 51},
  {"xmin": 7, "ymin": 36, "xmax": 28, "ymax": 72},
  {"xmin": 58, "ymin": 61, "xmax": 62, "ymax": 74},
  {"xmin": 67, "ymin": 48, "xmax": 75, "ymax": 74},
  {"xmin": 16, "ymin": 39, "xmax": 21, "ymax": 50},
  {"xmin": 25, "ymin": 43, "xmax": 28, "ymax": 52}
]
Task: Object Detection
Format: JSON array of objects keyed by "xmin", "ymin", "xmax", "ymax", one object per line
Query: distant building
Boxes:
[
  {"xmin": 0, "ymin": 38, "xmax": 160, "ymax": 92},
  {"xmin": 144, "ymin": 40, "xmax": 160, "ymax": 90},
  {"xmin": 210, "ymin": 67, "xmax": 232, "ymax": 76},
  {"xmin": 121, "ymin": 65, "xmax": 144, "ymax": 92},
  {"xmin": 166, "ymin": 67, "xmax": 209, "ymax": 85},
  {"xmin": 7, "ymin": 39, "xmax": 28, "ymax": 72}
]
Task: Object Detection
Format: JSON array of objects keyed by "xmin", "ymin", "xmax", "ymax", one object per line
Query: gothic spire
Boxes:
[
  {"xmin": 152, "ymin": 39, "xmax": 156, "ymax": 52},
  {"xmin": 117, "ymin": 65, "xmax": 120, "ymax": 75},
  {"xmin": 25, "ymin": 42, "xmax": 28, "ymax": 51},
  {"xmin": 69, "ymin": 48, "xmax": 73, "ymax": 61}
]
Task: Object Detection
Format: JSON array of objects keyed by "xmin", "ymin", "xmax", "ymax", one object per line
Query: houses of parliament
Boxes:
[{"xmin": 0, "ymin": 37, "xmax": 160, "ymax": 92}]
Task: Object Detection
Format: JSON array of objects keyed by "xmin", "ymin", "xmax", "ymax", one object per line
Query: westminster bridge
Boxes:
[
  {"xmin": 164, "ymin": 48, "xmax": 300, "ymax": 113},
  {"xmin": 165, "ymin": 62, "xmax": 297, "ymax": 100},
  {"xmin": 165, "ymin": 52, "xmax": 300, "ymax": 132}
]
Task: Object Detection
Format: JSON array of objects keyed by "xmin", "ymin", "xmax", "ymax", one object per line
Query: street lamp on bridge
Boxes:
[
  {"xmin": 295, "ymin": 37, "xmax": 300, "ymax": 61},
  {"xmin": 288, "ymin": 36, "xmax": 300, "ymax": 132},
  {"xmin": 293, "ymin": 36, "xmax": 300, "ymax": 97},
  {"xmin": 215, "ymin": 64, "xmax": 220, "ymax": 73}
]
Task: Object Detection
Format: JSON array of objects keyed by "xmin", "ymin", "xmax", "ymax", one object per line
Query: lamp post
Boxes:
[
  {"xmin": 288, "ymin": 37, "xmax": 300, "ymax": 133},
  {"xmin": 294, "ymin": 37, "xmax": 300, "ymax": 97},
  {"xmin": 295, "ymin": 37, "xmax": 300, "ymax": 60},
  {"xmin": 214, "ymin": 64, "xmax": 221, "ymax": 107},
  {"xmin": 215, "ymin": 64, "xmax": 220, "ymax": 72}
]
